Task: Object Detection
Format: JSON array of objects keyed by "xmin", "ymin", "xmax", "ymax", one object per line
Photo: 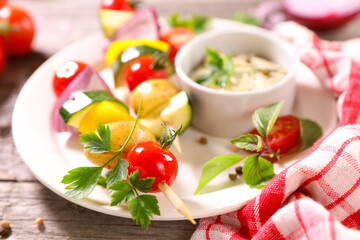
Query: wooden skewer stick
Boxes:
[{"xmin": 158, "ymin": 182, "xmax": 196, "ymax": 225}]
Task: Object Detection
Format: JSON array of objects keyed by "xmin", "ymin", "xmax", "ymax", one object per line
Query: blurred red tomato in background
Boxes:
[{"xmin": 0, "ymin": 4, "xmax": 35, "ymax": 56}]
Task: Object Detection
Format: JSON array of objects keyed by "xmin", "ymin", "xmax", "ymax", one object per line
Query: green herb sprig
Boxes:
[
  {"xmin": 61, "ymin": 102, "xmax": 160, "ymax": 229},
  {"xmin": 196, "ymin": 48, "xmax": 234, "ymax": 90},
  {"xmin": 195, "ymin": 101, "xmax": 322, "ymax": 194},
  {"xmin": 232, "ymin": 11, "xmax": 260, "ymax": 26},
  {"xmin": 169, "ymin": 13, "xmax": 209, "ymax": 33}
]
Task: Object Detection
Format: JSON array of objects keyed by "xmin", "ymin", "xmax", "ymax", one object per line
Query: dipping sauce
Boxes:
[{"xmin": 191, "ymin": 53, "xmax": 287, "ymax": 92}]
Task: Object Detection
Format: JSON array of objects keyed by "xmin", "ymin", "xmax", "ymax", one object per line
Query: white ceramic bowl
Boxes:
[{"xmin": 175, "ymin": 28, "xmax": 298, "ymax": 138}]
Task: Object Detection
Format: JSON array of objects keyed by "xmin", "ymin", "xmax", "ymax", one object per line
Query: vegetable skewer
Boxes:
[{"xmin": 62, "ymin": 102, "xmax": 194, "ymax": 228}]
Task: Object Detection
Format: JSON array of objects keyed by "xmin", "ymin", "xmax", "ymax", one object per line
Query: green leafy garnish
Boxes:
[
  {"xmin": 194, "ymin": 155, "xmax": 244, "ymax": 195},
  {"xmin": 62, "ymin": 100, "xmax": 162, "ymax": 229},
  {"xmin": 106, "ymin": 159, "xmax": 129, "ymax": 188},
  {"xmin": 196, "ymin": 48, "xmax": 234, "ymax": 89},
  {"xmin": 129, "ymin": 195, "xmax": 161, "ymax": 230},
  {"xmin": 159, "ymin": 124, "xmax": 182, "ymax": 150},
  {"xmin": 97, "ymin": 175, "xmax": 107, "ymax": 187},
  {"xmin": 129, "ymin": 170, "xmax": 155, "ymax": 193},
  {"xmin": 109, "ymin": 181, "xmax": 135, "ymax": 206},
  {"xmin": 242, "ymin": 155, "xmax": 275, "ymax": 189},
  {"xmin": 300, "ymin": 119, "xmax": 323, "ymax": 149},
  {"xmin": 195, "ymin": 101, "xmax": 323, "ymax": 192},
  {"xmin": 232, "ymin": 11, "xmax": 260, "ymax": 26},
  {"xmin": 108, "ymin": 170, "xmax": 158, "ymax": 229},
  {"xmin": 252, "ymin": 101, "xmax": 284, "ymax": 138},
  {"xmin": 61, "ymin": 167, "xmax": 103, "ymax": 200},
  {"xmin": 79, "ymin": 123, "xmax": 112, "ymax": 153},
  {"xmin": 230, "ymin": 134, "xmax": 263, "ymax": 152},
  {"xmin": 169, "ymin": 13, "xmax": 209, "ymax": 33}
]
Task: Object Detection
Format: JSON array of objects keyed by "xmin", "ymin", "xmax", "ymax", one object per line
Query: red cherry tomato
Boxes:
[
  {"xmin": 126, "ymin": 141, "xmax": 178, "ymax": 193},
  {"xmin": 160, "ymin": 27, "xmax": 194, "ymax": 61},
  {"xmin": 0, "ymin": 5, "xmax": 35, "ymax": 56},
  {"xmin": 99, "ymin": 0, "xmax": 135, "ymax": 11},
  {"xmin": 124, "ymin": 56, "xmax": 167, "ymax": 91},
  {"xmin": 0, "ymin": 37, "xmax": 6, "ymax": 74},
  {"xmin": 53, "ymin": 61, "xmax": 88, "ymax": 97},
  {"xmin": 250, "ymin": 115, "xmax": 300, "ymax": 154}
]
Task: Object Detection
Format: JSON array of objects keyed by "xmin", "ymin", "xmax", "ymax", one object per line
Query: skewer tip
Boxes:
[{"xmin": 158, "ymin": 183, "xmax": 196, "ymax": 225}]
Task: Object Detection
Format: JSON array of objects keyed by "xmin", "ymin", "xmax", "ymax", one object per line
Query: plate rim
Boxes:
[{"xmin": 12, "ymin": 17, "xmax": 338, "ymax": 221}]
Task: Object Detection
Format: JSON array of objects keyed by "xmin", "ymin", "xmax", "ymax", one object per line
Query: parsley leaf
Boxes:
[
  {"xmin": 97, "ymin": 175, "xmax": 107, "ymax": 187},
  {"xmin": 109, "ymin": 181, "xmax": 135, "ymax": 206},
  {"xmin": 196, "ymin": 48, "xmax": 234, "ymax": 89},
  {"xmin": 107, "ymin": 159, "xmax": 129, "ymax": 188},
  {"xmin": 194, "ymin": 154, "xmax": 244, "ymax": 195},
  {"xmin": 61, "ymin": 166, "xmax": 103, "ymax": 200},
  {"xmin": 80, "ymin": 122, "xmax": 112, "ymax": 153},
  {"xmin": 169, "ymin": 13, "xmax": 209, "ymax": 33},
  {"xmin": 242, "ymin": 155, "xmax": 275, "ymax": 189},
  {"xmin": 129, "ymin": 195, "xmax": 161, "ymax": 230},
  {"xmin": 129, "ymin": 170, "xmax": 155, "ymax": 193},
  {"xmin": 231, "ymin": 134, "xmax": 263, "ymax": 152}
]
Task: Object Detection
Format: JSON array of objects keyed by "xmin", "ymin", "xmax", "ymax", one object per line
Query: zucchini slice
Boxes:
[
  {"xmin": 59, "ymin": 90, "xmax": 132, "ymax": 133},
  {"xmin": 139, "ymin": 91, "xmax": 192, "ymax": 138}
]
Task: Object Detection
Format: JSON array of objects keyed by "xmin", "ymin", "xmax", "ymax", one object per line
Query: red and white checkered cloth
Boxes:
[{"xmin": 191, "ymin": 21, "xmax": 360, "ymax": 240}]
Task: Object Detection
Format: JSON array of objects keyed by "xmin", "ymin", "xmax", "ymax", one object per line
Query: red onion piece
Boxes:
[
  {"xmin": 53, "ymin": 67, "xmax": 111, "ymax": 132},
  {"xmin": 283, "ymin": 0, "xmax": 360, "ymax": 30},
  {"xmin": 112, "ymin": 8, "xmax": 160, "ymax": 40},
  {"xmin": 252, "ymin": 1, "xmax": 286, "ymax": 28}
]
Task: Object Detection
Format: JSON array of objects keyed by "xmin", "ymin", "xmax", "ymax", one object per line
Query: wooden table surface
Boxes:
[{"xmin": 1, "ymin": 0, "xmax": 359, "ymax": 239}]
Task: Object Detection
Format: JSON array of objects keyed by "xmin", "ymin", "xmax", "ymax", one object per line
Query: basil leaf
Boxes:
[
  {"xmin": 129, "ymin": 195, "xmax": 161, "ymax": 229},
  {"xmin": 194, "ymin": 154, "xmax": 244, "ymax": 195},
  {"xmin": 252, "ymin": 101, "xmax": 284, "ymax": 138},
  {"xmin": 106, "ymin": 159, "xmax": 129, "ymax": 188},
  {"xmin": 231, "ymin": 134, "xmax": 263, "ymax": 152},
  {"xmin": 242, "ymin": 155, "xmax": 275, "ymax": 189},
  {"xmin": 300, "ymin": 119, "xmax": 323, "ymax": 149}
]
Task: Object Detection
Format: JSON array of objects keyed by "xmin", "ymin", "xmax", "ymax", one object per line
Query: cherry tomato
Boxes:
[
  {"xmin": 124, "ymin": 56, "xmax": 167, "ymax": 91},
  {"xmin": 0, "ymin": 37, "xmax": 6, "ymax": 74},
  {"xmin": 160, "ymin": 27, "xmax": 194, "ymax": 61},
  {"xmin": 53, "ymin": 61, "xmax": 88, "ymax": 97},
  {"xmin": 99, "ymin": 0, "xmax": 135, "ymax": 11},
  {"xmin": 250, "ymin": 115, "xmax": 300, "ymax": 154},
  {"xmin": 126, "ymin": 141, "xmax": 178, "ymax": 193},
  {"xmin": 0, "ymin": 5, "xmax": 35, "ymax": 56}
]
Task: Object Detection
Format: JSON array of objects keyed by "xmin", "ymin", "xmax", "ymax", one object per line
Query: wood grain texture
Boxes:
[{"xmin": 1, "ymin": 0, "xmax": 360, "ymax": 239}]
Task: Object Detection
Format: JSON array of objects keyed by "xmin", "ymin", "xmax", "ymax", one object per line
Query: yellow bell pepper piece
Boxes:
[
  {"xmin": 106, "ymin": 39, "xmax": 170, "ymax": 66},
  {"xmin": 78, "ymin": 101, "xmax": 134, "ymax": 133}
]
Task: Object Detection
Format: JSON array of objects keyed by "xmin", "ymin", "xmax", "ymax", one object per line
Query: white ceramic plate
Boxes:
[{"xmin": 12, "ymin": 18, "xmax": 337, "ymax": 221}]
